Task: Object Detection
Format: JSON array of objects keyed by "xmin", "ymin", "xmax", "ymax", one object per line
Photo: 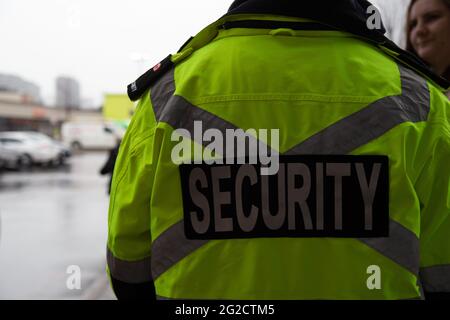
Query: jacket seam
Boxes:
[
  {"xmin": 108, "ymin": 131, "xmax": 155, "ymax": 247},
  {"xmin": 189, "ymin": 94, "xmax": 383, "ymax": 105}
]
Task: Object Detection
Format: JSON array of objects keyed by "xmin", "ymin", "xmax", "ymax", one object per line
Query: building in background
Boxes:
[
  {"xmin": 102, "ymin": 94, "xmax": 135, "ymax": 122},
  {"xmin": 55, "ymin": 76, "xmax": 80, "ymax": 110},
  {"xmin": 0, "ymin": 79, "xmax": 101, "ymax": 138},
  {"xmin": 0, "ymin": 73, "xmax": 41, "ymax": 104}
]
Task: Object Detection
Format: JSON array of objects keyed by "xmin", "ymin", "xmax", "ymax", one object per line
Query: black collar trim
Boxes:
[{"xmin": 220, "ymin": 20, "xmax": 337, "ymax": 31}]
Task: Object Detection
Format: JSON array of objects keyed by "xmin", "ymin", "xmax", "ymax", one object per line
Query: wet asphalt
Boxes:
[{"xmin": 0, "ymin": 152, "xmax": 116, "ymax": 300}]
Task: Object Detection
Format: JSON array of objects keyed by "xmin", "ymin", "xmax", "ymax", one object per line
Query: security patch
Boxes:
[{"xmin": 180, "ymin": 155, "xmax": 389, "ymax": 239}]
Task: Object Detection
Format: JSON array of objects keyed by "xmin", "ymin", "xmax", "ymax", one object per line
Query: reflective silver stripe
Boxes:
[
  {"xmin": 149, "ymin": 64, "xmax": 430, "ymax": 281},
  {"xmin": 151, "ymin": 222, "xmax": 208, "ymax": 281},
  {"xmin": 160, "ymin": 95, "xmax": 239, "ymax": 142},
  {"xmin": 161, "ymin": 95, "xmax": 278, "ymax": 162},
  {"xmin": 151, "ymin": 221, "xmax": 420, "ymax": 281},
  {"xmin": 150, "ymin": 68, "xmax": 272, "ymax": 155},
  {"xmin": 420, "ymin": 265, "xmax": 450, "ymax": 292},
  {"xmin": 285, "ymin": 65, "xmax": 430, "ymax": 155},
  {"xmin": 150, "ymin": 66, "xmax": 176, "ymax": 121},
  {"xmin": 160, "ymin": 95, "xmax": 270, "ymax": 156},
  {"xmin": 107, "ymin": 248, "xmax": 152, "ymax": 284},
  {"xmin": 359, "ymin": 220, "xmax": 419, "ymax": 275}
]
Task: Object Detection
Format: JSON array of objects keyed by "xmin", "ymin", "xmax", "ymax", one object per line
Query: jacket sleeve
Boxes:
[
  {"xmin": 106, "ymin": 91, "xmax": 158, "ymax": 300},
  {"xmin": 415, "ymin": 90, "xmax": 450, "ymax": 299}
]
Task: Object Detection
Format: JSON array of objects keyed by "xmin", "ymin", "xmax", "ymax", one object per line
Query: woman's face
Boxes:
[{"xmin": 409, "ymin": 0, "xmax": 450, "ymax": 75}]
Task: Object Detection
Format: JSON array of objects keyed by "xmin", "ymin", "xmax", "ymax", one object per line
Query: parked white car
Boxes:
[
  {"xmin": 0, "ymin": 132, "xmax": 62, "ymax": 166},
  {"xmin": 0, "ymin": 143, "xmax": 23, "ymax": 170},
  {"xmin": 21, "ymin": 132, "xmax": 71, "ymax": 163}
]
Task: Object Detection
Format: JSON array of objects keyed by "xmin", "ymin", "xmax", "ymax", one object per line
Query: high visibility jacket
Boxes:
[{"xmin": 107, "ymin": 0, "xmax": 450, "ymax": 300}]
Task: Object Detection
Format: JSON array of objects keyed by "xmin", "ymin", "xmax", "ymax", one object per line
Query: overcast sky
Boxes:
[{"xmin": 0, "ymin": 0, "xmax": 409, "ymax": 108}]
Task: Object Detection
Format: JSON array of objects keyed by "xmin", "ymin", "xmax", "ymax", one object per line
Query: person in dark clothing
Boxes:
[{"xmin": 100, "ymin": 141, "xmax": 121, "ymax": 194}]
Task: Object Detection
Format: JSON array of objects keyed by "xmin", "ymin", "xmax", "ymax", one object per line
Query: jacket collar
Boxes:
[{"xmin": 226, "ymin": 0, "xmax": 387, "ymax": 43}]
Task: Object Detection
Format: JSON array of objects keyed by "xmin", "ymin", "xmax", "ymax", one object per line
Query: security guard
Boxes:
[{"xmin": 107, "ymin": 0, "xmax": 450, "ymax": 300}]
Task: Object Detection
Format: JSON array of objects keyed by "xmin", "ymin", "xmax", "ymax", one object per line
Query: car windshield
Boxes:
[{"xmin": 0, "ymin": 138, "xmax": 23, "ymax": 144}]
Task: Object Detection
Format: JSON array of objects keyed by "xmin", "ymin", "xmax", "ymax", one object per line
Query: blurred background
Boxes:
[{"xmin": 0, "ymin": 0, "xmax": 410, "ymax": 300}]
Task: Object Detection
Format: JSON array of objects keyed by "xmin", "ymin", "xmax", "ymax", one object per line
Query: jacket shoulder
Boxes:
[{"xmin": 127, "ymin": 55, "xmax": 174, "ymax": 102}]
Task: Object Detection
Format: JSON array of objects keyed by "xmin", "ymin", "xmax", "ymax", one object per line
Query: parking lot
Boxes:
[{"xmin": 0, "ymin": 152, "xmax": 115, "ymax": 299}]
